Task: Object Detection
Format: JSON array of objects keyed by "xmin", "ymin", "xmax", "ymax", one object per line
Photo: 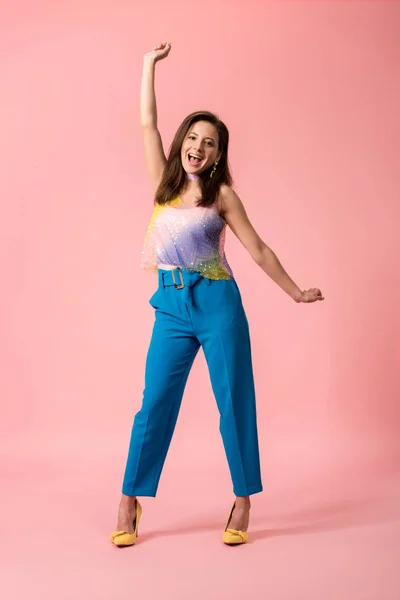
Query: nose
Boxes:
[{"xmin": 192, "ymin": 142, "xmax": 204, "ymax": 155}]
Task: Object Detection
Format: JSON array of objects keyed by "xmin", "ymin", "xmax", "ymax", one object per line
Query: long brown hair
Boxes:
[{"xmin": 155, "ymin": 111, "xmax": 232, "ymax": 208}]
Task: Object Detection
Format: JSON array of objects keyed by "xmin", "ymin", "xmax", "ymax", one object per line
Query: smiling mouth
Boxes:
[{"xmin": 188, "ymin": 153, "xmax": 203, "ymax": 166}]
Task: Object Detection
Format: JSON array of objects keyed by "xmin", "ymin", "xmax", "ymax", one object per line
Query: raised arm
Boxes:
[{"xmin": 141, "ymin": 42, "xmax": 171, "ymax": 190}]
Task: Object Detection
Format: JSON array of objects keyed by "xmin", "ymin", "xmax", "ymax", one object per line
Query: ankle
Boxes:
[
  {"xmin": 120, "ymin": 494, "xmax": 136, "ymax": 509},
  {"xmin": 235, "ymin": 496, "xmax": 251, "ymax": 510}
]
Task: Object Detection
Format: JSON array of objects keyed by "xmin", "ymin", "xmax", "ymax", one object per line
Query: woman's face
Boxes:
[{"xmin": 181, "ymin": 121, "xmax": 221, "ymax": 175}]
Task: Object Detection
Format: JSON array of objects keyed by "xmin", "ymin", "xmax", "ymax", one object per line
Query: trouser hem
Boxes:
[
  {"xmin": 122, "ymin": 485, "xmax": 157, "ymax": 497},
  {"xmin": 233, "ymin": 483, "xmax": 263, "ymax": 497}
]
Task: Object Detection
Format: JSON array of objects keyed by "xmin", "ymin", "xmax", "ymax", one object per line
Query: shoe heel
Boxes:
[
  {"xmin": 110, "ymin": 498, "xmax": 142, "ymax": 547},
  {"xmin": 222, "ymin": 501, "xmax": 249, "ymax": 545}
]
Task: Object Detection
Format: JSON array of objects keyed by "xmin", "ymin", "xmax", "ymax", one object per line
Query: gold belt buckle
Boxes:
[{"xmin": 171, "ymin": 268, "xmax": 185, "ymax": 289}]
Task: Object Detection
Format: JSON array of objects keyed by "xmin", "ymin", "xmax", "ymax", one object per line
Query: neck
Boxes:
[{"xmin": 186, "ymin": 173, "xmax": 200, "ymax": 181}]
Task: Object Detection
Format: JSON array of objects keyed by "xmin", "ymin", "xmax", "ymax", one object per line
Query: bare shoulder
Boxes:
[
  {"xmin": 219, "ymin": 184, "xmax": 237, "ymax": 202},
  {"xmin": 218, "ymin": 184, "xmax": 240, "ymax": 213},
  {"xmin": 218, "ymin": 184, "xmax": 244, "ymax": 217}
]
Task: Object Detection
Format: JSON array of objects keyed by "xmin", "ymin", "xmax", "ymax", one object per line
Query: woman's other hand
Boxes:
[{"xmin": 295, "ymin": 288, "xmax": 325, "ymax": 303}]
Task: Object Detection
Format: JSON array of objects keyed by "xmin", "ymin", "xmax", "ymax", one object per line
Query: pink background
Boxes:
[{"xmin": 1, "ymin": 1, "xmax": 399, "ymax": 599}]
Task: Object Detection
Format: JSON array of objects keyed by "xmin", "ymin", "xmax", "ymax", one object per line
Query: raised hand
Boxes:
[
  {"xmin": 145, "ymin": 42, "xmax": 171, "ymax": 63},
  {"xmin": 295, "ymin": 288, "xmax": 324, "ymax": 303}
]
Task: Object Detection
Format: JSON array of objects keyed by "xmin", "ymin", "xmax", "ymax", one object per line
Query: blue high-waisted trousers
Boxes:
[{"xmin": 122, "ymin": 268, "xmax": 263, "ymax": 497}]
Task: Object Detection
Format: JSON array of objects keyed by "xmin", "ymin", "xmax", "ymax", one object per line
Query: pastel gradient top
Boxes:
[{"xmin": 141, "ymin": 196, "xmax": 234, "ymax": 280}]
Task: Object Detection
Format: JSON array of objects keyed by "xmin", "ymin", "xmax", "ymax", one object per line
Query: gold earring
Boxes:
[{"xmin": 210, "ymin": 160, "xmax": 219, "ymax": 179}]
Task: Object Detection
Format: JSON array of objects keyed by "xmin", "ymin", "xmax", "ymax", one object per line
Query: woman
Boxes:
[{"xmin": 110, "ymin": 42, "xmax": 324, "ymax": 547}]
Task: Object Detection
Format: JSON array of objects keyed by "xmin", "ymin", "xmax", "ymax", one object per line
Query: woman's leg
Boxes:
[
  {"xmin": 196, "ymin": 279, "xmax": 263, "ymax": 530},
  {"xmin": 123, "ymin": 312, "xmax": 200, "ymax": 496},
  {"xmin": 117, "ymin": 301, "xmax": 200, "ymax": 531}
]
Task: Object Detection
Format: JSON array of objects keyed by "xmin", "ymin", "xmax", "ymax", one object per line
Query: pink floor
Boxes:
[{"xmin": 2, "ymin": 437, "xmax": 400, "ymax": 600}]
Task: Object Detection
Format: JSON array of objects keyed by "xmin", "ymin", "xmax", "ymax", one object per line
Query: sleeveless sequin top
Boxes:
[{"xmin": 141, "ymin": 196, "xmax": 234, "ymax": 280}]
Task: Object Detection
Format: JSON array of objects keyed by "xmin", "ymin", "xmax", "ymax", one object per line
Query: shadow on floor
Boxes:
[{"xmin": 134, "ymin": 494, "xmax": 400, "ymax": 544}]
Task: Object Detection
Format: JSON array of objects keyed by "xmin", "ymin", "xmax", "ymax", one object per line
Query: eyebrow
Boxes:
[{"xmin": 188, "ymin": 132, "xmax": 216, "ymax": 143}]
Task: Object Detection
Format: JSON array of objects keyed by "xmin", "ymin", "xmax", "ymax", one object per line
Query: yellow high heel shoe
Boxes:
[
  {"xmin": 222, "ymin": 501, "xmax": 249, "ymax": 545},
  {"xmin": 110, "ymin": 499, "xmax": 142, "ymax": 547}
]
